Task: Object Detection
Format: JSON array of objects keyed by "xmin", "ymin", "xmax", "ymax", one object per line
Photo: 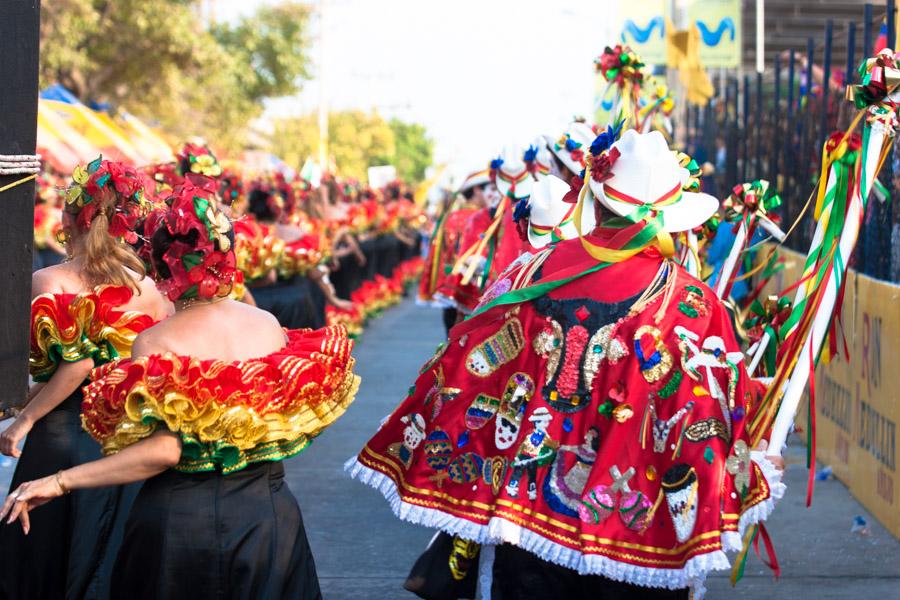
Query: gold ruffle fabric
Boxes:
[
  {"xmin": 30, "ymin": 285, "xmax": 155, "ymax": 382},
  {"xmin": 83, "ymin": 325, "xmax": 359, "ymax": 473}
]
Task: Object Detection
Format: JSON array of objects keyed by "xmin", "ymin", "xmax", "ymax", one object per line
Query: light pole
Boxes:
[{"xmin": 317, "ymin": 0, "xmax": 329, "ymax": 172}]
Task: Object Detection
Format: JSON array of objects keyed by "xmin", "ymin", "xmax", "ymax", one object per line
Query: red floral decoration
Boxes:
[
  {"xmin": 146, "ymin": 179, "xmax": 237, "ymax": 301},
  {"xmin": 64, "ymin": 156, "xmax": 149, "ymax": 244},
  {"xmin": 589, "ymin": 147, "xmax": 621, "ymax": 184}
]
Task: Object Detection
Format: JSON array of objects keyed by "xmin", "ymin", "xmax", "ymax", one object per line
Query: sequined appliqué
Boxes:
[
  {"xmin": 662, "ymin": 464, "xmax": 699, "ymax": 543},
  {"xmin": 677, "ymin": 285, "xmax": 711, "ymax": 319},
  {"xmin": 465, "ymin": 317, "xmax": 526, "ymax": 376},
  {"xmin": 465, "ymin": 393, "xmax": 500, "ymax": 429},
  {"xmin": 386, "ymin": 412, "xmax": 427, "ymax": 469},
  {"xmin": 634, "ymin": 325, "xmax": 673, "ymax": 384},
  {"xmin": 543, "ymin": 427, "xmax": 599, "ymax": 517},
  {"xmin": 533, "ymin": 318, "xmax": 563, "ymax": 382},
  {"xmin": 495, "ymin": 373, "xmax": 535, "ymax": 450},
  {"xmin": 684, "ymin": 417, "xmax": 729, "ymax": 443}
]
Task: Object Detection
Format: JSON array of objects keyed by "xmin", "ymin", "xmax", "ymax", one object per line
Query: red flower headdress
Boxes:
[
  {"xmin": 177, "ymin": 142, "xmax": 223, "ymax": 179},
  {"xmin": 219, "ymin": 169, "xmax": 245, "ymax": 207},
  {"xmin": 64, "ymin": 156, "xmax": 149, "ymax": 244},
  {"xmin": 146, "ymin": 179, "xmax": 236, "ymax": 301}
]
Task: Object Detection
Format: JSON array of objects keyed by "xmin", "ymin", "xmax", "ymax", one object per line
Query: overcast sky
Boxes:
[{"xmin": 216, "ymin": 0, "xmax": 617, "ymax": 176}]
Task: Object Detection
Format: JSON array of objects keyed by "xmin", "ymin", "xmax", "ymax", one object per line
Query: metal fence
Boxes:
[{"xmin": 684, "ymin": 1, "xmax": 900, "ymax": 283}]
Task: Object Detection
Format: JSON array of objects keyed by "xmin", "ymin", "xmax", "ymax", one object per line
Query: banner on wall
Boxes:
[
  {"xmin": 762, "ymin": 247, "xmax": 899, "ymax": 539},
  {"xmin": 617, "ymin": 0, "xmax": 667, "ymax": 65},
  {"xmin": 685, "ymin": 0, "xmax": 741, "ymax": 68}
]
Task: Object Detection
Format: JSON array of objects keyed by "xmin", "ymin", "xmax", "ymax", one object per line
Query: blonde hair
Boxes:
[{"xmin": 69, "ymin": 189, "xmax": 146, "ymax": 292}]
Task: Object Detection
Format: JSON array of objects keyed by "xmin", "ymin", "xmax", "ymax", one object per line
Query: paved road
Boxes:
[{"xmin": 3, "ymin": 297, "xmax": 899, "ymax": 598}]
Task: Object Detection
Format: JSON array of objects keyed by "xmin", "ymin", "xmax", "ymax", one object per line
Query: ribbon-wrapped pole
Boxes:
[
  {"xmin": 595, "ymin": 45, "xmax": 646, "ymax": 128},
  {"xmin": 767, "ymin": 116, "xmax": 892, "ymax": 454},
  {"xmin": 759, "ymin": 49, "xmax": 900, "ymax": 458},
  {"xmin": 714, "ymin": 180, "xmax": 784, "ymax": 299}
]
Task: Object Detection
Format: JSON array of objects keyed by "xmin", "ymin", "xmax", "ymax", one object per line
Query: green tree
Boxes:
[
  {"xmin": 270, "ymin": 111, "xmax": 434, "ymax": 183},
  {"xmin": 211, "ymin": 3, "xmax": 312, "ymax": 103},
  {"xmin": 385, "ymin": 118, "xmax": 433, "ymax": 182},
  {"xmin": 270, "ymin": 110, "xmax": 396, "ymax": 182},
  {"xmin": 39, "ymin": 0, "xmax": 312, "ymax": 153}
]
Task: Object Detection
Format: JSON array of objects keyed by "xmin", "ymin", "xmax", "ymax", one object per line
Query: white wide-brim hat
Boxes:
[
  {"xmin": 524, "ymin": 137, "xmax": 554, "ymax": 179},
  {"xmin": 544, "ymin": 122, "xmax": 595, "ymax": 176},
  {"xmin": 493, "ymin": 147, "xmax": 533, "ymax": 201},
  {"xmin": 529, "ymin": 406, "xmax": 552, "ymax": 423},
  {"xmin": 527, "ymin": 175, "xmax": 595, "ymax": 249},
  {"xmin": 587, "ymin": 130, "xmax": 718, "ymax": 233},
  {"xmin": 457, "ymin": 169, "xmax": 491, "ymax": 194}
]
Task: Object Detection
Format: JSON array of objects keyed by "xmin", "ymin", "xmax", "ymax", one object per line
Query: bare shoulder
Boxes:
[
  {"xmin": 133, "ymin": 276, "xmax": 174, "ymax": 320},
  {"xmin": 228, "ymin": 300, "xmax": 284, "ymax": 336},
  {"xmin": 130, "ymin": 323, "xmax": 168, "ymax": 358},
  {"xmin": 31, "ymin": 264, "xmax": 79, "ymax": 298}
]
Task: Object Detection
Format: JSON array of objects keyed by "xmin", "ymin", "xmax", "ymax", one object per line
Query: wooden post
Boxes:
[
  {"xmin": 888, "ymin": 0, "xmax": 896, "ymax": 49},
  {"xmin": 755, "ymin": 71, "xmax": 763, "ymax": 179},
  {"xmin": 864, "ymin": 4, "xmax": 873, "ymax": 57},
  {"xmin": 0, "ymin": 1, "xmax": 40, "ymax": 410},
  {"xmin": 786, "ymin": 49, "xmax": 796, "ymax": 200}
]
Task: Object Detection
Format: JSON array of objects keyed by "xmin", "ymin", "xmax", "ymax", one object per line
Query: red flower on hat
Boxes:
[
  {"xmin": 589, "ymin": 147, "xmax": 620, "ymax": 184},
  {"xmin": 569, "ymin": 148, "xmax": 585, "ymax": 165}
]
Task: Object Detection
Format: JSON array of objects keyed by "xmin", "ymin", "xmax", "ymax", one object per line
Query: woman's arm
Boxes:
[
  {"xmin": 1, "ymin": 429, "xmax": 182, "ymax": 533},
  {"xmin": 240, "ymin": 288, "xmax": 258, "ymax": 306},
  {"xmin": 0, "ymin": 358, "xmax": 94, "ymax": 457},
  {"xmin": 307, "ymin": 267, "xmax": 353, "ymax": 310}
]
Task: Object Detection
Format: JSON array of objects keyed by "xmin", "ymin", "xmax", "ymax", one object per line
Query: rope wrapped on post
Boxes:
[
  {"xmin": 0, "ymin": 154, "xmax": 41, "ymax": 194},
  {"xmin": 0, "ymin": 154, "xmax": 41, "ymax": 175}
]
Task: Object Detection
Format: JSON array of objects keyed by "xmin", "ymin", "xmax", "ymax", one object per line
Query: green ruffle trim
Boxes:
[
  {"xmin": 33, "ymin": 338, "xmax": 121, "ymax": 382},
  {"xmin": 175, "ymin": 434, "xmax": 314, "ymax": 474},
  {"xmin": 136, "ymin": 415, "xmax": 314, "ymax": 474}
]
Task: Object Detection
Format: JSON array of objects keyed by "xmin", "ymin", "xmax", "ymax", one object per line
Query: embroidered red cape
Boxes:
[
  {"xmin": 436, "ymin": 202, "xmax": 528, "ymax": 313},
  {"xmin": 30, "ymin": 285, "xmax": 156, "ymax": 382},
  {"xmin": 419, "ymin": 206, "xmax": 478, "ymax": 304},
  {"xmin": 349, "ymin": 236, "xmax": 783, "ymax": 591},
  {"xmin": 84, "ymin": 325, "xmax": 360, "ymax": 474}
]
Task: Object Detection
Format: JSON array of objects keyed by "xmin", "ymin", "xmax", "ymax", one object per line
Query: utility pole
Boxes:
[
  {"xmin": 317, "ymin": 0, "xmax": 329, "ymax": 172},
  {"xmin": 0, "ymin": 1, "xmax": 40, "ymax": 410}
]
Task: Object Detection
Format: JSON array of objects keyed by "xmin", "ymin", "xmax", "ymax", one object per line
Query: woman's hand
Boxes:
[
  {"xmin": 754, "ymin": 439, "xmax": 785, "ymax": 472},
  {"xmin": 0, "ymin": 474, "xmax": 65, "ymax": 534},
  {"xmin": 331, "ymin": 298, "xmax": 354, "ymax": 312},
  {"xmin": 0, "ymin": 415, "xmax": 34, "ymax": 458}
]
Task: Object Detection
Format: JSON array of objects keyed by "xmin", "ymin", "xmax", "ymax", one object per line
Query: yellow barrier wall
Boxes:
[{"xmin": 761, "ymin": 247, "xmax": 899, "ymax": 538}]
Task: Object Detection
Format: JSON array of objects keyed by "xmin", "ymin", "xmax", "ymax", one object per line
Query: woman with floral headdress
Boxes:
[
  {"xmin": 0, "ymin": 157, "xmax": 171, "ymax": 599},
  {"xmin": 2, "ymin": 178, "xmax": 359, "ymax": 600}
]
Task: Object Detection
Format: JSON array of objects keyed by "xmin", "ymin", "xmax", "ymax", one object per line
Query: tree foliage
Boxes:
[
  {"xmin": 271, "ymin": 111, "xmax": 434, "ymax": 183},
  {"xmin": 39, "ymin": 0, "xmax": 311, "ymax": 152},
  {"xmin": 385, "ymin": 119, "xmax": 433, "ymax": 182},
  {"xmin": 271, "ymin": 110, "xmax": 394, "ymax": 182},
  {"xmin": 211, "ymin": 3, "xmax": 311, "ymax": 103}
]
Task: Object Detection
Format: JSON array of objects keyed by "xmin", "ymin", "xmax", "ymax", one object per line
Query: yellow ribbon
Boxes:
[
  {"xmin": 0, "ymin": 174, "xmax": 37, "ymax": 194},
  {"xmin": 572, "ymin": 182, "xmax": 675, "ymax": 262}
]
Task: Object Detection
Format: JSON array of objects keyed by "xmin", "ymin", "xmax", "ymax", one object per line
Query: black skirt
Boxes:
[
  {"xmin": 0, "ymin": 391, "xmax": 137, "ymax": 600},
  {"xmin": 112, "ymin": 461, "xmax": 321, "ymax": 600},
  {"xmin": 252, "ymin": 277, "xmax": 317, "ymax": 330}
]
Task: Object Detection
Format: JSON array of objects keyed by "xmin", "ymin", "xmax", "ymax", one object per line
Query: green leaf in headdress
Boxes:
[{"xmin": 87, "ymin": 156, "xmax": 103, "ymax": 174}]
